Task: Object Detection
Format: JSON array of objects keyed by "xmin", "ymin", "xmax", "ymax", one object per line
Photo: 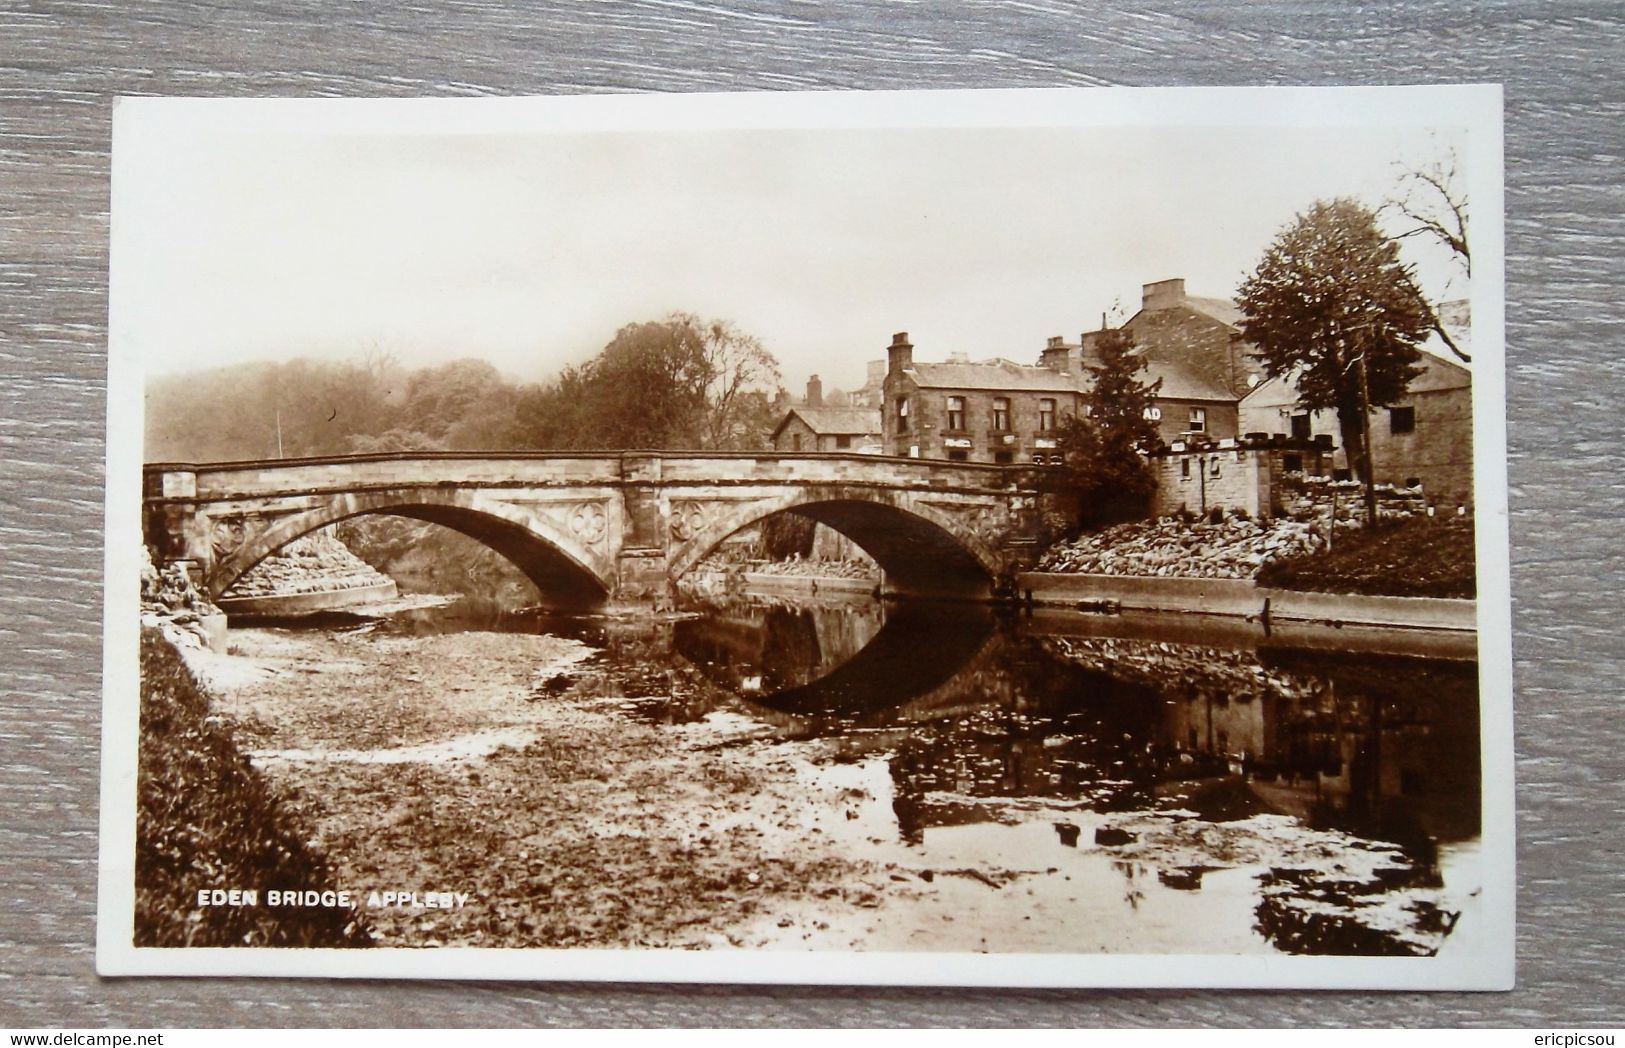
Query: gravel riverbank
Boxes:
[{"xmin": 206, "ymin": 625, "xmax": 899, "ymax": 949}]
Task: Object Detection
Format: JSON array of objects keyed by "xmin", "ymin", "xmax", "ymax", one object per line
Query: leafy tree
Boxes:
[
  {"xmin": 1237, "ymin": 198, "xmax": 1431, "ymax": 485},
  {"xmin": 398, "ymin": 359, "xmax": 520, "ymax": 449},
  {"xmin": 514, "ymin": 313, "xmax": 781, "ymax": 451},
  {"xmin": 1053, "ymin": 327, "xmax": 1163, "ymax": 528}
]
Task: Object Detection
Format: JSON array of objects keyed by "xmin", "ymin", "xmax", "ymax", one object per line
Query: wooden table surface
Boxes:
[{"xmin": 3, "ymin": 0, "xmax": 1621, "ymax": 1027}]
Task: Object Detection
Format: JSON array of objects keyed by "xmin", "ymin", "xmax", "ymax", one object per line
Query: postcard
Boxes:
[{"xmin": 99, "ymin": 85, "xmax": 1511, "ymax": 987}]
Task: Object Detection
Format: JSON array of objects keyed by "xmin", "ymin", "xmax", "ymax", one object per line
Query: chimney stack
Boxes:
[
  {"xmin": 1142, "ymin": 278, "xmax": 1187, "ymax": 312},
  {"xmin": 887, "ymin": 331, "xmax": 913, "ymax": 375},
  {"xmin": 806, "ymin": 374, "xmax": 823, "ymax": 407}
]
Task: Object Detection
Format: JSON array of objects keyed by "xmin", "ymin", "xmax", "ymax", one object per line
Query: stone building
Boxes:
[
  {"xmin": 880, "ymin": 332, "xmax": 1082, "ymax": 463},
  {"xmin": 770, "ymin": 374, "xmax": 884, "ymax": 454},
  {"xmin": 1238, "ymin": 304, "xmax": 1473, "ymax": 509},
  {"xmin": 879, "ymin": 280, "xmax": 1261, "ymax": 465},
  {"xmin": 1148, "ymin": 436, "xmax": 1335, "ymax": 520},
  {"xmin": 1108, "ymin": 277, "xmax": 1263, "ymax": 444}
]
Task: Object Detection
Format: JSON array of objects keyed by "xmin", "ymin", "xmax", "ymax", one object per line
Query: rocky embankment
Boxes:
[
  {"xmin": 1038, "ymin": 515, "xmax": 1330, "ymax": 579},
  {"xmin": 750, "ymin": 556, "xmax": 878, "ymax": 581},
  {"xmin": 1038, "ymin": 480, "xmax": 1427, "ymax": 580},
  {"xmin": 141, "ymin": 548, "xmax": 225, "ymax": 651},
  {"xmin": 223, "ymin": 528, "xmax": 395, "ymax": 598}
]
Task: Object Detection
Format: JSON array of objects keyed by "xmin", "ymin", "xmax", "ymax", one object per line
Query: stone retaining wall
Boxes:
[{"xmin": 1016, "ymin": 571, "xmax": 1476, "ymax": 633}]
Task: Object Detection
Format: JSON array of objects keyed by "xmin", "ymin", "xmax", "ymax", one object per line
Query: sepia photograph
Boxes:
[{"xmin": 99, "ymin": 86, "xmax": 1511, "ymax": 987}]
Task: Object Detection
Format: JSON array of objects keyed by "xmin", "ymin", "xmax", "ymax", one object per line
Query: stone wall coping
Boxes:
[
  {"xmin": 144, "ymin": 449, "xmax": 1021, "ymax": 477},
  {"xmin": 1151, "ymin": 434, "xmax": 1329, "ymax": 456}
]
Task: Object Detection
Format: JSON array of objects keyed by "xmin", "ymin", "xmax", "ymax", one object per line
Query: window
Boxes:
[
  {"xmin": 1180, "ymin": 459, "xmax": 1191, "ymax": 479},
  {"xmin": 835, "ymin": 434, "xmax": 852, "ymax": 449},
  {"xmin": 1390, "ymin": 406, "xmax": 1416, "ymax": 434},
  {"xmin": 1283, "ymin": 453, "xmax": 1303, "ymax": 473},
  {"xmin": 947, "ymin": 449, "xmax": 969, "ymax": 462},
  {"xmin": 993, "ymin": 397, "xmax": 1011, "ymax": 432},
  {"xmin": 1290, "ymin": 412, "xmax": 1312, "ymax": 440},
  {"xmin": 946, "ymin": 395, "xmax": 965, "ymax": 431},
  {"xmin": 993, "ymin": 450, "xmax": 1014, "ymax": 465},
  {"xmin": 791, "ymin": 433, "xmax": 802, "ymax": 452},
  {"xmin": 1188, "ymin": 407, "xmax": 1207, "ymax": 433},
  {"xmin": 1039, "ymin": 398, "xmax": 1056, "ymax": 432},
  {"xmin": 895, "ymin": 396, "xmax": 910, "ymax": 433}
]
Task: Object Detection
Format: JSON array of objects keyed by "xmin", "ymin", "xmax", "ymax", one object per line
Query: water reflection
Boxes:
[
  {"xmin": 260, "ymin": 590, "xmax": 1482, "ymax": 956},
  {"xmin": 664, "ymin": 595, "xmax": 1481, "ymax": 955},
  {"xmin": 673, "ymin": 602, "xmax": 999, "ymax": 717}
]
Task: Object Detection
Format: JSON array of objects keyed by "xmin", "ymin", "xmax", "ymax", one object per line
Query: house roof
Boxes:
[
  {"xmin": 770, "ymin": 406, "xmax": 882, "ymax": 440},
  {"xmin": 1240, "ymin": 350, "xmax": 1471, "ymax": 408},
  {"xmin": 1141, "ymin": 355, "xmax": 1238, "ymax": 402},
  {"xmin": 905, "ymin": 359, "xmax": 1078, "ymax": 393},
  {"xmin": 1183, "ymin": 296, "xmax": 1245, "ymax": 330}
]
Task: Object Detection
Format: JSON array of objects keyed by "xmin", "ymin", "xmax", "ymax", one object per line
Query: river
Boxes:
[{"xmin": 204, "ymin": 589, "xmax": 1481, "ymax": 957}]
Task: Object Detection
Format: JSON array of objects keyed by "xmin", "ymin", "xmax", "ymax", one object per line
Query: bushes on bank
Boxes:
[
  {"xmin": 1255, "ymin": 514, "xmax": 1476, "ymax": 599},
  {"xmin": 134, "ymin": 628, "xmax": 372, "ymax": 947}
]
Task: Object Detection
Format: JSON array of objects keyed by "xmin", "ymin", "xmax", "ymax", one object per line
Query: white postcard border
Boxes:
[{"xmin": 98, "ymin": 84, "xmax": 1513, "ymax": 989}]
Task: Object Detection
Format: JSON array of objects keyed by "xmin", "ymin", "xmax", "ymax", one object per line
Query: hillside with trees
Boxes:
[{"xmin": 147, "ymin": 313, "xmax": 784, "ymax": 597}]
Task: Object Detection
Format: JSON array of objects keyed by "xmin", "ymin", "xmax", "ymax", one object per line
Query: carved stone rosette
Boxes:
[
  {"xmin": 567, "ymin": 501, "xmax": 608, "ymax": 546},
  {"xmin": 208, "ymin": 514, "xmax": 256, "ymax": 562},
  {"xmin": 667, "ymin": 499, "xmax": 713, "ymax": 542}
]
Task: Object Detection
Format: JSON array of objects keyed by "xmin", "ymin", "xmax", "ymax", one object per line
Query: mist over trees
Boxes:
[{"xmin": 144, "ymin": 313, "xmax": 784, "ymax": 462}]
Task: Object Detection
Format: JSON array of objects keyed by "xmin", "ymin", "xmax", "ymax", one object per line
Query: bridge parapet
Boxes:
[
  {"xmin": 141, "ymin": 452, "xmax": 1043, "ymax": 609},
  {"xmin": 147, "ymin": 451, "xmax": 1030, "ymax": 501}
]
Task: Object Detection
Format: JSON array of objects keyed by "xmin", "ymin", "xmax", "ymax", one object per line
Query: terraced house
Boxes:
[
  {"xmin": 877, "ymin": 279, "xmax": 1472, "ymax": 512},
  {"xmin": 879, "ymin": 280, "xmax": 1252, "ymax": 464}
]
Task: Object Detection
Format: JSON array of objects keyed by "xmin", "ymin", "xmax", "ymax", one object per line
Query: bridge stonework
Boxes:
[{"xmin": 141, "ymin": 452, "xmax": 1043, "ymax": 610}]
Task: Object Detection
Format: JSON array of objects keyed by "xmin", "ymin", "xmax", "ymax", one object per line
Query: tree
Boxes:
[
  {"xmin": 1381, "ymin": 151, "xmax": 1471, "ymax": 363},
  {"xmin": 514, "ymin": 313, "xmax": 782, "ymax": 452},
  {"xmin": 1238, "ymin": 198, "xmax": 1432, "ymax": 494},
  {"xmin": 1053, "ymin": 327, "xmax": 1163, "ymax": 528},
  {"xmin": 683, "ymin": 314, "xmax": 783, "ymax": 451}
]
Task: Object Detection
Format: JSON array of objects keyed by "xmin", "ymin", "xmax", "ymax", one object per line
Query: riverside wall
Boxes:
[{"xmin": 1015, "ymin": 571, "xmax": 1476, "ymax": 633}]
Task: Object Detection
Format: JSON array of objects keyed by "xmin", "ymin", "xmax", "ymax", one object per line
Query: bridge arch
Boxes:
[
  {"xmin": 667, "ymin": 484, "xmax": 1007, "ymax": 599},
  {"xmin": 207, "ymin": 488, "xmax": 613, "ymax": 606}
]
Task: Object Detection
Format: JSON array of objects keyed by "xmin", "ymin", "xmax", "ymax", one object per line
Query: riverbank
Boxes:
[
  {"xmin": 134, "ymin": 628, "xmax": 372, "ymax": 947},
  {"xmin": 205, "ymin": 624, "xmax": 904, "ymax": 948},
  {"xmin": 1036, "ymin": 509, "xmax": 1474, "ymax": 600},
  {"xmin": 170, "ymin": 596, "xmax": 1479, "ymax": 957}
]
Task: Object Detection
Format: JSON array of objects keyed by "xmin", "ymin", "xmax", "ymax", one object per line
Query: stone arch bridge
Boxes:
[{"xmin": 143, "ymin": 452, "xmax": 1043, "ymax": 609}]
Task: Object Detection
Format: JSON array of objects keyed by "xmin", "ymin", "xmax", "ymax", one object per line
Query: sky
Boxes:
[{"xmin": 113, "ymin": 94, "xmax": 1472, "ymax": 396}]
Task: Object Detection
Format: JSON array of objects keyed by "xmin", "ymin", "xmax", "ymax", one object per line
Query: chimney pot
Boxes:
[{"xmin": 887, "ymin": 331, "xmax": 914, "ymax": 374}]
